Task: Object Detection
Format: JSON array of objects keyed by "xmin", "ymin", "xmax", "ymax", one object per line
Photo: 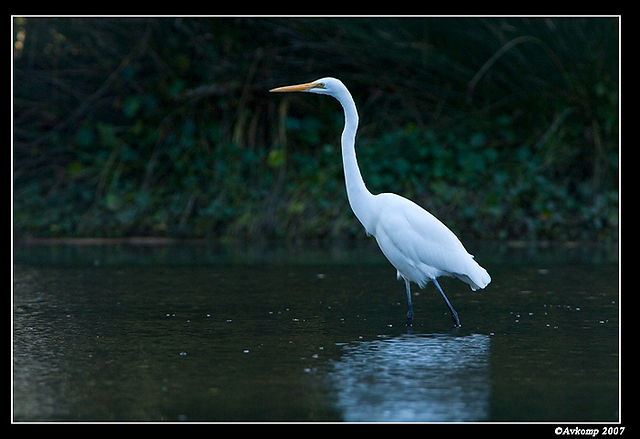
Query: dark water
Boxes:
[{"xmin": 13, "ymin": 242, "xmax": 619, "ymax": 422}]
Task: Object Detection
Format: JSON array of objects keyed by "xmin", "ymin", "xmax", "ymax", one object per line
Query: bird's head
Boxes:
[{"xmin": 270, "ymin": 77, "xmax": 345, "ymax": 97}]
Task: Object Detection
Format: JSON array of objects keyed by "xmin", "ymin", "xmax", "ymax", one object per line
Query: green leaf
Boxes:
[
  {"xmin": 66, "ymin": 161, "xmax": 85, "ymax": 178},
  {"xmin": 123, "ymin": 96, "xmax": 141, "ymax": 118},
  {"xmin": 267, "ymin": 149, "xmax": 285, "ymax": 168},
  {"xmin": 75, "ymin": 125, "xmax": 94, "ymax": 147}
]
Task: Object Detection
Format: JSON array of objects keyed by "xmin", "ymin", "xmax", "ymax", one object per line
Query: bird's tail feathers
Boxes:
[{"xmin": 455, "ymin": 260, "xmax": 491, "ymax": 291}]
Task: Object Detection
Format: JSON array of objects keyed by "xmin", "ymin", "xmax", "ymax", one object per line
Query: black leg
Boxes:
[
  {"xmin": 405, "ymin": 279, "xmax": 413, "ymax": 326},
  {"xmin": 433, "ymin": 278, "xmax": 461, "ymax": 328}
]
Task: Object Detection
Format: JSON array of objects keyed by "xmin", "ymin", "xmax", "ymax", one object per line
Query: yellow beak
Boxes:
[{"xmin": 269, "ymin": 82, "xmax": 322, "ymax": 93}]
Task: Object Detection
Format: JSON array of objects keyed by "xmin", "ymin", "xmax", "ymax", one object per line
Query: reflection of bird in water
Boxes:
[
  {"xmin": 329, "ymin": 333, "xmax": 490, "ymax": 422},
  {"xmin": 271, "ymin": 78, "xmax": 491, "ymax": 327}
]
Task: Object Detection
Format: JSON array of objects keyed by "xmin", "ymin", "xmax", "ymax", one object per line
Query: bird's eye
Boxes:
[{"xmin": 315, "ymin": 82, "xmax": 325, "ymax": 89}]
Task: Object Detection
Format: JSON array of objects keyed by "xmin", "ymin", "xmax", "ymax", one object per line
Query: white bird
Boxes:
[{"xmin": 270, "ymin": 77, "xmax": 490, "ymax": 327}]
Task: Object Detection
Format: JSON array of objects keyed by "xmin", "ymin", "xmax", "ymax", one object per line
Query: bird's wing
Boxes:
[{"xmin": 374, "ymin": 194, "xmax": 490, "ymax": 290}]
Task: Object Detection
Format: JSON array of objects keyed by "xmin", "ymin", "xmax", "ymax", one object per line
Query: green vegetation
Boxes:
[{"xmin": 13, "ymin": 17, "xmax": 618, "ymax": 242}]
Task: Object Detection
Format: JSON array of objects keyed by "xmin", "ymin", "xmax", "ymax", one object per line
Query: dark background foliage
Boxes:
[{"xmin": 13, "ymin": 17, "xmax": 619, "ymax": 242}]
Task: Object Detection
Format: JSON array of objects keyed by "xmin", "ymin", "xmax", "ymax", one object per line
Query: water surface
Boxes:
[{"xmin": 13, "ymin": 242, "xmax": 619, "ymax": 422}]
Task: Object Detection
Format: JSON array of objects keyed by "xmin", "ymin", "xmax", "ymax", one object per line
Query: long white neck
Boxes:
[{"xmin": 333, "ymin": 86, "xmax": 376, "ymax": 232}]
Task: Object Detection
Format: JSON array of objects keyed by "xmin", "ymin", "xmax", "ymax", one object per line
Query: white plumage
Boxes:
[
  {"xmin": 370, "ymin": 193, "xmax": 490, "ymax": 291},
  {"xmin": 271, "ymin": 77, "xmax": 490, "ymax": 327}
]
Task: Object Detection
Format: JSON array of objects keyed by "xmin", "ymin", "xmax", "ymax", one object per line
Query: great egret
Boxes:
[{"xmin": 270, "ymin": 77, "xmax": 490, "ymax": 327}]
